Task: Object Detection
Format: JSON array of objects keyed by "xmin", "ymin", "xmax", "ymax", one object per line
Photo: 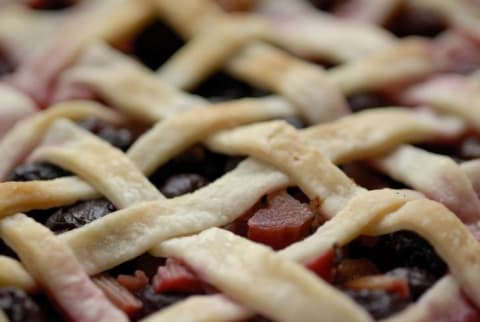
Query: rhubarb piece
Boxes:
[
  {"xmin": 0, "ymin": 214, "xmax": 128, "ymax": 322},
  {"xmin": 345, "ymin": 275, "xmax": 410, "ymax": 298},
  {"xmin": 387, "ymin": 267, "xmax": 437, "ymax": 300},
  {"xmin": 117, "ymin": 271, "xmax": 149, "ymax": 293},
  {"xmin": 152, "ymin": 258, "xmax": 204, "ymax": 294},
  {"xmin": 334, "ymin": 259, "xmax": 379, "ymax": 285},
  {"xmin": 305, "ymin": 250, "xmax": 335, "ymax": 282},
  {"xmin": 93, "ymin": 274, "xmax": 142, "ymax": 316},
  {"xmin": 247, "ymin": 190, "xmax": 315, "ymax": 249}
]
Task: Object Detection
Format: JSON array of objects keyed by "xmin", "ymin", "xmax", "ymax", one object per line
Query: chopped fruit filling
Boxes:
[
  {"xmin": 117, "ymin": 271, "xmax": 149, "ymax": 293},
  {"xmin": 0, "ymin": 287, "xmax": 44, "ymax": 322},
  {"xmin": 386, "ymin": 267, "xmax": 437, "ymax": 301},
  {"xmin": 133, "ymin": 286, "xmax": 189, "ymax": 320},
  {"xmin": 192, "ymin": 72, "xmax": 270, "ymax": 101},
  {"xmin": 305, "ymin": 249, "xmax": 335, "ymax": 282},
  {"xmin": 93, "ymin": 274, "xmax": 143, "ymax": 316},
  {"xmin": 247, "ymin": 190, "xmax": 315, "ymax": 249},
  {"xmin": 131, "ymin": 21, "xmax": 185, "ymax": 70},
  {"xmin": 344, "ymin": 275, "xmax": 410, "ymax": 299},
  {"xmin": 387, "ymin": 5, "xmax": 447, "ymax": 38},
  {"xmin": 152, "ymin": 259, "xmax": 204, "ymax": 294},
  {"xmin": 159, "ymin": 173, "xmax": 209, "ymax": 198},
  {"xmin": 25, "ymin": 0, "xmax": 78, "ymax": 10},
  {"xmin": 7, "ymin": 162, "xmax": 71, "ymax": 182},
  {"xmin": 215, "ymin": 0, "xmax": 257, "ymax": 12},
  {"xmin": 333, "ymin": 258, "xmax": 380, "ymax": 285},
  {"xmin": 346, "ymin": 92, "xmax": 395, "ymax": 113},
  {"xmin": 45, "ymin": 198, "xmax": 116, "ymax": 234},
  {"xmin": 344, "ymin": 289, "xmax": 409, "ymax": 320},
  {"xmin": 78, "ymin": 118, "xmax": 133, "ymax": 151}
]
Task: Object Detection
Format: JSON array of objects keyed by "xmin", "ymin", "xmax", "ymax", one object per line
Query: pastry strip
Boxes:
[
  {"xmin": 0, "ymin": 214, "xmax": 128, "ymax": 322},
  {"xmin": 156, "ymin": 227, "xmax": 372, "ymax": 322},
  {"xmin": 0, "ymin": 101, "xmax": 120, "ymax": 181},
  {"xmin": 128, "ymin": 97, "xmax": 295, "ymax": 175},
  {"xmin": 372, "ymin": 145, "xmax": 480, "ymax": 223},
  {"xmin": 140, "ymin": 295, "xmax": 252, "ymax": 322},
  {"xmin": 62, "ymin": 43, "xmax": 206, "ymax": 122},
  {"xmin": 0, "ymin": 255, "xmax": 36, "ymax": 291},
  {"xmin": 32, "ymin": 120, "xmax": 163, "ymax": 208}
]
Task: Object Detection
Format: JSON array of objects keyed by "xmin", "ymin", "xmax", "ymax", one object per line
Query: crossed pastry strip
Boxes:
[{"xmin": 1, "ymin": 0, "xmax": 480, "ymax": 321}]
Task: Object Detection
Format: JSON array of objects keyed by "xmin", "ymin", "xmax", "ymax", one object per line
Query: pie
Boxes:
[{"xmin": 0, "ymin": 0, "xmax": 480, "ymax": 321}]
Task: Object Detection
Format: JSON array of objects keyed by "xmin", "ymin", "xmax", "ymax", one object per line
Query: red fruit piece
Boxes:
[
  {"xmin": 247, "ymin": 190, "xmax": 314, "ymax": 249},
  {"xmin": 305, "ymin": 250, "xmax": 335, "ymax": 283},
  {"xmin": 152, "ymin": 258, "xmax": 204, "ymax": 294},
  {"xmin": 345, "ymin": 275, "xmax": 410, "ymax": 299},
  {"xmin": 117, "ymin": 271, "xmax": 149, "ymax": 293},
  {"xmin": 93, "ymin": 274, "xmax": 143, "ymax": 316}
]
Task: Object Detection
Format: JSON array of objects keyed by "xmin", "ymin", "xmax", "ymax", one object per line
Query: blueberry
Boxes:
[
  {"xmin": 347, "ymin": 92, "xmax": 392, "ymax": 113},
  {"xmin": 280, "ymin": 116, "xmax": 306, "ymax": 129},
  {"xmin": 308, "ymin": 0, "xmax": 344, "ymax": 11},
  {"xmin": 78, "ymin": 118, "xmax": 133, "ymax": 151},
  {"xmin": 344, "ymin": 289, "xmax": 409, "ymax": 320},
  {"xmin": 159, "ymin": 174, "xmax": 209, "ymax": 198},
  {"xmin": 388, "ymin": 5, "xmax": 447, "ymax": 38},
  {"xmin": 132, "ymin": 20, "xmax": 185, "ymax": 70},
  {"xmin": 132, "ymin": 285, "xmax": 189, "ymax": 320},
  {"xmin": 0, "ymin": 51, "xmax": 13, "ymax": 77},
  {"xmin": 372, "ymin": 231, "xmax": 447, "ymax": 277},
  {"xmin": 193, "ymin": 72, "xmax": 270, "ymax": 101},
  {"xmin": 25, "ymin": 0, "xmax": 77, "ymax": 10},
  {"xmin": 387, "ymin": 267, "xmax": 437, "ymax": 300},
  {"xmin": 45, "ymin": 198, "xmax": 115, "ymax": 233},
  {"xmin": 7, "ymin": 162, "xmax": 71, "ymax": 182},
  {"xmin": 0, "ymin": 288, "xmax": 44, "ymax": 322}
]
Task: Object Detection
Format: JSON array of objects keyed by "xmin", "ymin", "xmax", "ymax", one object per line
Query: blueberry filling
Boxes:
[
  {"xmin": 7, "ymin": 162, "xmax": 71, "ymax": 182},
  {"xmin": 45, "ymin": 198, "xmax": 116, "ymax": 233},
  {"xmin": 0, "ymin": 50, "xmax": 14, "ymax": 77},
  {"xmin": 25, "ymin": 0, "xmax": 78, "ymax": 10},
  {"xmin": 387, "ymin": 5, "xmax": 447, "ymax": 38},
  {"xmin": 307, "ymin": 0, "xmax": 346, "ymax": 11},
  {"xmin": 192, "ymin": 72, "xmax": 270, "ymax": 101},
  {"xmin": 346, "ymin": 92, "xmax": 395, "ymax": 113},
  {"xmin": 149, "ymin": 145, "xmax": 239, "ymax": 197},
  {"xmin": 343, "ymin": 289, "xmax": 409, "ymax": 320},
  {"xmin": 131, "ymin": 286, "xmax": 190, "ymax": 321},
  {"xmin": 78, "ymin": 118, "xmax": 134, "ymax": 151},
  {"xmin": 348, "ymin": 231, "xmax": 447, "ymax": 278},
  {"xmin": 0, "ymin": 287, "xmax": 45, "ymax": 322},
  {"xmin": 386, "ymin": 267, "xmax": 437, "ymax": 301},
  {"xmin": 131, "ymin": 20, "xmax": 185, "ymax": 70}
]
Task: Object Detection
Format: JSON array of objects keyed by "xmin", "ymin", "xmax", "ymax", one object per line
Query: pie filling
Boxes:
[{"xmin": 1, "ymin": 0, "xmax": 480, "ymax": 321}]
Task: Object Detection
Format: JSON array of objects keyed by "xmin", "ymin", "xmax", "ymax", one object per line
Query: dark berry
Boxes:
[
  {"xmin": 371, "ymin": 231, "xmax": 447, "ymax": 277},
  {"xmin": 133, "ymin": 285, "xmax": 188, "ymax": 320},
  {"xmin": 149, "ymin": 146, "xmax": 231, "ymax": 187},
  {"xmin": 25, "ymin": 0, "xmax": 77, "ymax": 10},
  {"xmin": 280, "ymin": 116, "xmax": 306, "ymax": 129},
  {"xmin": 78, "ymin": 118, "xmax": 133, "ymax": 151},
  {"xmin": 109, "ymin": 254, "xmax": 166, "ymax": 279},
  {"xmin": 388, "ymin": 5, "xmax": 447, "ymax": 38},
  {"xmin": 0, "ymin": 50, "xmax": 14, "ymax": 77},
  {"xmin": 193, "ymin": 72, "xmax": 270, "ymax": 101},
  {"xmin": 45, "ymin": 198, "xmax": 115, "ymax": 233},
  {"xmin": 0, "ymin": 288, "xmax": 44, "ymax": 322},
  {"xmin": 308, "ymin": 0, "xmax": 345, "ymax": 11},
  {"xmin": 0, "ymin": 239, "xmax": 17, "ymax": 258},
  {"xmin": 347, "ymin": 92, "xmax": 392, "ymax": 113},
  {"xmin": 344, "ymin": 289, "xmax": 409, "ymax": 320},
  {"xmin": 7, "ymin": 162, "xmax": 71, "ymax": 182},
  {"xmin": 159, "ymin": 174, "xmax": 209, "ymax": 198},
  {"xmin": 132, "ymin": 20, "xmax": 185, "ymax": 70},
  {"xmin": 387, "ymin": 267, "xmax": 437, "ymax": 300}
]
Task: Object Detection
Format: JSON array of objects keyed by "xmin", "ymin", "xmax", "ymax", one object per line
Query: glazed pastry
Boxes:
[{"xmin": 0, "ymin": 0, "xmax": 480, "ymax": 321}]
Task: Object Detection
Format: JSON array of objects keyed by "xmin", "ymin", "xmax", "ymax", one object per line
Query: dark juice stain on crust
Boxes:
[{"xmin": 131, "ymin": 20, "xmax": 185, "ymax": 70}]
